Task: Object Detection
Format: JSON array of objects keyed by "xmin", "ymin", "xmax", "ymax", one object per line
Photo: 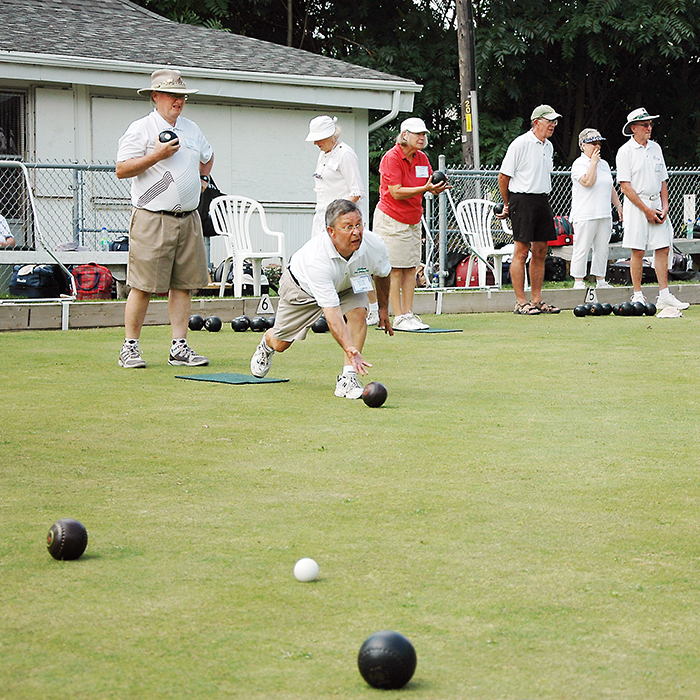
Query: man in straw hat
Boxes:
[
  {"xmin": 116, "ymin": 69, "xmax": 214, "ymax": 368},
  {"xmin": 615, "ymin": 108, "xmax": 688, "ymax": 310},
  {"xmin": 496, "ymin": 104, "xmax": 562, "ymax": 315}
]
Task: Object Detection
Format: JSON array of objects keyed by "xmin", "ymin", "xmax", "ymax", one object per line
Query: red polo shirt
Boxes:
[{"xmin": 377, "ymin": 144, "xmax": 432, "ymax": 225}]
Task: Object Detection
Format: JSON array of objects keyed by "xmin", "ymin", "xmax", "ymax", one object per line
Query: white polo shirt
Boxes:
[
  {"xmin": 117, "ymin": 109, "xmax": 213, "ymax": 212},
  {"xmin": 0, "ymin": 214, "xmax": 12, "ymax": 244},
  {"xmin": 570, "ymin": 155, "xmax": 614, "ymax": 224},
  {"xmin": 289, "ymin": 229, "xmax": 391, "ymax": 308},
  {"xmin": 500, "ymin": 130, "xmax": 554, "ymax": 194},
  {"xmin": 615, "ymin": 137, "xmax": 668, "ymax": 195}
]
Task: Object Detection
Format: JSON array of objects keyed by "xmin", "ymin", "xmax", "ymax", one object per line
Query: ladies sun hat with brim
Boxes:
[
  {"xmin": 306, "ymin": 116, "xmax": 337, "ymax": 142},
  {"xmin": 622, "ymin": 108, "xmax": 659, "ymax": 136},
  {"xmin": 137, "ymin": 69, "xmax": 197, "ymax": 95}
]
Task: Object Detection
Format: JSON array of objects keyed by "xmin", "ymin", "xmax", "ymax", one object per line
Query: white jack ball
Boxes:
[{"xmin": 294, "ymin": 557, "xmax": 319, "ymax": 582}]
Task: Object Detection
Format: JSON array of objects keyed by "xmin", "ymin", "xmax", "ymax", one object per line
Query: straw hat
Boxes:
[{"xmin": 137, "ymin": 69, "xmax": 197, "ymax": 95}]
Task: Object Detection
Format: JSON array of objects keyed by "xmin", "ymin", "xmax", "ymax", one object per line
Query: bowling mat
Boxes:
[
  {"xmin": 376, "ymin": 327, "xmax": 462, "ymax": 333},
  {"xmin": 176, "ymin": 372, "xmax": 289, "ymax": 385}
]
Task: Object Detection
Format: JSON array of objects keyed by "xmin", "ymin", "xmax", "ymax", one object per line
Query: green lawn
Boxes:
[{"xmin": 2, "ymin": 310, "xmax": 700, "ymax": 699}]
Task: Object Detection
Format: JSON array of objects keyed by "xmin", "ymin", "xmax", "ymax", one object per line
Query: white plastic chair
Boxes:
[
  {"xmin": 209, "ymin": 195, "xmax": 285, "ymax": 298},
  {"xmin": 454, "ymin": 198, "xmax": 524, "ymax": 289}
]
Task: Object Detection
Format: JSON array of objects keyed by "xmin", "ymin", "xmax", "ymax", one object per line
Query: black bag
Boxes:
[
  {"xmin": 198, "ymin": 178, "xmax": 226, "ymax": 237},
  {"xmin": 544, "ymin": 255, "xmax": 567, "ymax": 282},
  {"xmin": 9, "ymin": 264, "xmax": 70, "ymax": 298},
  {"xmin": 213, "ymin": 259, "xmax": 270, "ymax": 295},
  {"xmin": 109, "ymin": 236, "xmax": 129, "ymax": 251}
]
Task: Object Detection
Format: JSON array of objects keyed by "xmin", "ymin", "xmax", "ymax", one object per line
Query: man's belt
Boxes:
[{"xmin": 156, "ymin": 209, "xmax": 195, "ymax": 218}]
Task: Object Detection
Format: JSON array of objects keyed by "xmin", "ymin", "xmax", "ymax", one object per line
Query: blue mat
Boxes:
[
  {"xmin": 176, "ymin": 372, "xmax": 289, "ymax": 385},
  {"xmin": 377, "ymin": 327, "xmax": 462, "ymax": 333}
]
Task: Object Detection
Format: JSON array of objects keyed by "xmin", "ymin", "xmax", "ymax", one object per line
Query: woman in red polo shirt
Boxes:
[{"xmin": 373, "ymin": 118, "xmax": 447, "ymax": 331}]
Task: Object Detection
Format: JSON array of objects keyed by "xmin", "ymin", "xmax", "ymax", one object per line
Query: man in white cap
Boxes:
[
  {"xmin": 116, "ymin": 69, "xmax": 214, "ymax": 368},
  {"xmin": 496, "ymin": 105, "xmax": 562, "ymax": 315},
  {"xmin": 615, "ymin": 108, "xmax": 688, "ymax": 309}
]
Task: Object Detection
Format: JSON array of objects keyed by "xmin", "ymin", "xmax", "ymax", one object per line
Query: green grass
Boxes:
[{"xmin": 2, "ymin": 310, "xmax": 700, "ymax": 699}]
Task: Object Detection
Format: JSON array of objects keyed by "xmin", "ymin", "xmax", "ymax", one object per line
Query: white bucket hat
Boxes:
[
  {"xmin": 623, "ymin": 108, "xmax": 659, "ymax": 136},
  {"xmin": 137, "ymin": 69, "xmax": 196, "ymax": 95},
  {"xmin": 400, "ymin": 117, "xmax": 429, "ymax": 134},
  {"xmin": 306, "ymin": 116, "xmax": 337, "ymax": 142}
]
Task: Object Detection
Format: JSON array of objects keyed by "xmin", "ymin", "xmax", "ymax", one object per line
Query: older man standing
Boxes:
[
  {"xmin": 616, "ymin": 108, "xmax": 688, "ymax": 310},
  {"xmin": 250, "ymin": 199, "xmax": 393, "ymax": 399},
  {"xmin": 496, "ymin": 105, "xmax": 562, "ymax": 315},
  {"xmin": 116, "ymin": 69, "xmax": 214, "ymax": 368}
]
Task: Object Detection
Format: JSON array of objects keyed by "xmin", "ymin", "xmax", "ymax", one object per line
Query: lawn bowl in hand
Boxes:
[
  {"xmin": 362, "ymin": 382, "xmax": 388, "ymax": 408},
  {"xmin": 204, "ymin": 316, "xmax": 222, "ymax": 332},
  {"xmin": 47, "ymin": 518, "xmax": 88, "ymax": 560},
  {"xmin": 158, "ymin": 130, "xmax": 178, "ymax": 143},
  {"xmin": 188, "ymin": 314, "xmax": 205, "ymax": 331},
  {"xmin": 293, "ymin": 557, "xmax": 319, "ymax": 582},
  {"xmin": 494, "ymin": 202, "xmax": 504, "ymax": 215},
  {"xmin": 357, "ymin": 630, "xmax": 417, "ymax": 690},
  {"xmin": 431, "ymin": 170, "xmax": 447, "ymax": 185}
]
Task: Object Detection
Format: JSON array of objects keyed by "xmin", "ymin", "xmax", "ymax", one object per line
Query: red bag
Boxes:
[
  {"xmin": 549, "ymin": 216, "xmax": 573, "ymax": 246},
  {"xmin": 72, "ymin": 263, "xmax": 114, "ymax": 300}
]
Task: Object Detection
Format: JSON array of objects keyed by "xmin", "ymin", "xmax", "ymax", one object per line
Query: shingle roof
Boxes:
[{"xmin": 0, "ymin": 0, "xmax": 413, "ymax": 84}]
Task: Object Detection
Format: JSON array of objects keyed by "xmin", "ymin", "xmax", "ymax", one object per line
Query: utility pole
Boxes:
[
  {"xmin": 287, "ymin": 0, "xmax": 293, "ymax": 46},
  {"xmin": 456, "ymin": 0, "xmax": 479, "ymax": 168}
]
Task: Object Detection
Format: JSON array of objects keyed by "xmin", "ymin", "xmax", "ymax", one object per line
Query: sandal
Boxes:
[
  {"xmin": 534, "ymin": 300, "xmax": 561, "ymax": 314},
  {"xmin": 514, "ymin": 302, "xmax": 540, "ymax": 315}
]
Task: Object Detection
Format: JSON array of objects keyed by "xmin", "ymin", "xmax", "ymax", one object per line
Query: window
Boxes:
[{"xmin": 0, "ymin": 92, "xmax": 25, "ymax": 158}]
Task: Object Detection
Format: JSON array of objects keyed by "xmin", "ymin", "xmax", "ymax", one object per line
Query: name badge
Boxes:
[
  {"xmin": 415, "ymin": 165, "xmax": 429, "ymax": 179},
  {"xmin": 350, "ymin": 274, "xmax": 373, "ymax": 293}
]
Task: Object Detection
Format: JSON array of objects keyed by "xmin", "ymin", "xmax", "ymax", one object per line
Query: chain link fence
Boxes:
[
  {"xmin": 0, "ymin": 162, "xmax": 130, "ymax": 294},
  {"xmin": 425, "ymin": 165, "xmax": 700, "ymax": 281},
  {"xmin": 2, "ymin": 160, "xmax": 700, "ymax": 294}
]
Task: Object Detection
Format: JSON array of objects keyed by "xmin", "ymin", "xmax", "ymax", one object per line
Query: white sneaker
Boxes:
[
  {"xmin": 573, "ymin": 280, "xmax": 587, "ymax": 290},
  {"xmin": 631, "ymin": 293, "xmax": 647, "ymax": 304},
  {"xmin": 366, "ymin": 309, "xmax": 379, "ymax": 326},
  {"xmin": 334, "ymin": 372, "xmax": 363, "ymax": 399},
  {"xmin": 405, "ymin": 311, "xmax": 429, "ymax": 330},
  {"xmin": 119, "ymin": 343, "xmax": 146, "ymax": 369},
  {"xmin": 393, "ymin": 315, "xmax": 417, "ymax": 331},
  {"xmin": 596, "ymin": 280, "xmax": 613, "ymax": 289},
  {"xmin": 250, "ymin": 340, "xmax": 275, "ymax": 377},
  {"xmin": 656, "ymin": 292, "xmax": 690, "ymax": 310}
]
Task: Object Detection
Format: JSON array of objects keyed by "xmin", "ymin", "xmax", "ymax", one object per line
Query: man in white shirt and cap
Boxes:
[
  {"xmin": 496, "ymin": 104, "xmax": 562, "ymax": 315},
  {"xmin": 116, "ymin": 69, "xmax": 214, "ymax": 369},
  {"xmin": 250, "ymin": 199, "xmax": 393, "ymax": 400},
  {"xmin": 615, "ymin": 108, "xmax": 688, "ymax": 310}
]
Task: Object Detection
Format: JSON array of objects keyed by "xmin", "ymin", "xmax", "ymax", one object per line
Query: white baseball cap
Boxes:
[
  {"xmin": 400, "ymin": 117, "xmax": 429, "ymax": 134},
  {"xmin": 531, "ymin": 104, "xmax": 561, "ymax": 121},
  {"xmin": 305, "ymin": 116, "xmax": 337, "ymax": 142}
]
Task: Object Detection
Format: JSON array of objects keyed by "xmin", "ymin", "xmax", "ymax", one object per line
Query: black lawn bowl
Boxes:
[
  {"xmin": 573, "ymin": 305, "xmax": 588, "ymax": 318},
  {"xmin": 358, "ymin": 630, "xmax": 417, "ymax": 690},
  {"xmin": 249, "ymin": 316, "xmax": 268, "ymax": 332},
  {"xmin": 601, "ymin": 303, "xmax": 613, "ymax": 316},
  {"xmin": 311, "ymin": 316, "xmax": 329, "ymax": 333},
  {"xmin": 431, "ymin": 170, "xmax": 447, "ymax": 185},
  {"xmin": 188, "ymin": 314, "xmax": 205, "ymax": 331},
  {"xmin": 619, "ymin": 302, "xmax": 634, "ymax": 316},
  {"xmin": 204, "ymin": 316, "xmax": 222, "ymax": 332},
  {"xmin": 158, "ymin": 130, "xmax": 178, "ymax": 143},
  {"xmin": 362, "ymin": 382, "xmax": 388, "ymax": 408},
  {"xmin": 264, "ymin": 316, "xmax": 275, "ymax": 329},
  {"xmin": 231, "ymin": 316, "xmax": 250, "ymax": 332},
  {"xmin": 632, "ymin": 301, "xmax": 646, "ymax": 316},
  {"xmin": 589, "ymin": 303, "xmax": 604, "ymax": 316},
  {"xmin": 493, "ymin": 202, "xmax": 504, "ymax": 215},
  {"xmin": 612, "ymin": 303, "xmax": 622, "ymax": 316},
  {"xmin": 645, "ymin": 302, "xmax": 657, "ymax": 316},
  {"xmin": 47, "ymin": 519, "xmax": 88, "ymax": 561}
]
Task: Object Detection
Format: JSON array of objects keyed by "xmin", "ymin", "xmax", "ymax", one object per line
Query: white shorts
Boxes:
[{"xmin": 622, "ymin": 196, "xmax": 673, "ymax": 251}]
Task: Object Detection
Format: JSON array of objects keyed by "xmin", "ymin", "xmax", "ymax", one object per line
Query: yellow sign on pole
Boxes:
[{"xmin": 464, "ymin": 98, "xmax": 472, "ymax": 133}]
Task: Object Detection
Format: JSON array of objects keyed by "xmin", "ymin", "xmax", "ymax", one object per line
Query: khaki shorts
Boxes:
[
  {"xmin": 372, "ymin": 208, "xmax": 422, "ymax": 268},
  {"xmin": 127, "ymin": 208, "xmax": 210, "ymax": 294},
  {"xmin": 272, "ymin": 268, "xmax": 368, "ymax": 343}
]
